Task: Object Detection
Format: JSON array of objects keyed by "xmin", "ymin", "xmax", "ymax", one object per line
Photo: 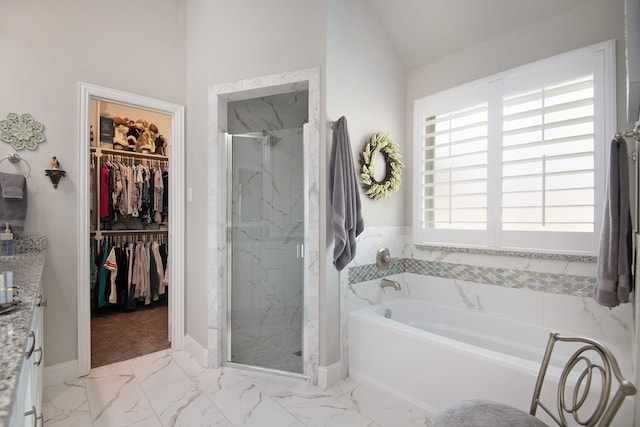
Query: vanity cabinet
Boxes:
[
  {"xmin": 9, "ymin": 293, "xmax": 45, "ymax": 427},
  {"xmin": 0, "ymin": 238, "xmax": 47, "ymax": 427}
]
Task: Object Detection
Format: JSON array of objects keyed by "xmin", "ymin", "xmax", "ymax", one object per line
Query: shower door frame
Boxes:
[
  {"xmin": 209, "ymin": 68, "xmax": 320, "ymax": 384},
  {"xmin": 225, "ymin": 130, "xmax": 306, "ymax": 377}
]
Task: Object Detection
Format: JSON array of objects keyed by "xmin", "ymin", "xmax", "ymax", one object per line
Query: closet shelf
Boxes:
[
  {"xmin": 91, "ymin": 229, "xmax": 168, "ymax": 234},
  {"xmin": 91, "ymin": 146, "xmax": 168, "ymax": 161},
  {"xmin": 91, "ymin": 229, "xmax": 168, "ymax": 241}
]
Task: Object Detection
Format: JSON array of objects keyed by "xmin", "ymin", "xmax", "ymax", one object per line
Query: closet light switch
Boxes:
[{"xmin": 187, "ymin": 187, "xmax": 193, "ymax": 202}]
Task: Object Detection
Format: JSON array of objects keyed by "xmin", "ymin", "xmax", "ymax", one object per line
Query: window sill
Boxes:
[{"xmin": 414, "ymin": 244, "xmax": 596, "ymax": 263}]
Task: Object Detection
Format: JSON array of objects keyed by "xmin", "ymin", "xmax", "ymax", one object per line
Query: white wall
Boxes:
[
  {"xmin": 325, "ymin": 0, "xmax": 406, "ymax": 365},
  {"xmin": 0, "ymin": 0, "xmax": 401, "ymax": 372},
  {"xmin": 403, "ymin": 0, "xmax": 639, "ymax": 418},
  {"xmin": 184, "ymin": 0, "xmax": 210, "ymax": 350},
  {"xmin": 184, "ymin": 0, "xmax": 327, "ymax": 356},
  {"xmin": 406, "ymin": 0, "xmax": 631, "ymax": 229},
  {"xmin": 3, "ymin": 0, "xmax": 634, "ymax": 383},
  {"xmin": 0, "ymin": 0, "xmax": 185, "ymax": 367},
  {"xmin": 327, "ymin": 0, "xmax": 407, "ymax": 227},
  {"xmin": 184, "ymin": 0, "xmax": 406, "ymax": 369},
  {"xmin": 406, "ymin": 0, "xmax": 631, "ymax": 172}
]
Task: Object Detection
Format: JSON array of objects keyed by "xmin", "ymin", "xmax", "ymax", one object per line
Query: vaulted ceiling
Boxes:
[{"xmin": 367, "ymin": 0, "xmax": 596, "ymax": 69}]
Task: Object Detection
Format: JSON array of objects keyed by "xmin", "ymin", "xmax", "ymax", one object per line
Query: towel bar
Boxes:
[
  {"xmin": 0, "ymin": 153, "xmax": 30, "ymax": 177},
  {"xmin": 615, "ymin": 125, "xmax": 640, "ymax": 141}
]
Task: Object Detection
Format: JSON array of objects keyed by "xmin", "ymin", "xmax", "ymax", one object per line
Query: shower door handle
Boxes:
[{"xmin": 296, "ymin": 243, "xmax": 304, "ymax": 259}]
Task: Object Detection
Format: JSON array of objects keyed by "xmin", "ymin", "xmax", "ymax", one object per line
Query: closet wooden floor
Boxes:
[{"xmin": 90, "ymin": 298, "xmax": 169, "ymax": 368}]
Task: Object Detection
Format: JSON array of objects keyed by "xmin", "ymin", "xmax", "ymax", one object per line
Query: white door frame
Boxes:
[{"xmin": 76, "ymin": 82, "xmax": 185, "ymax": 376}]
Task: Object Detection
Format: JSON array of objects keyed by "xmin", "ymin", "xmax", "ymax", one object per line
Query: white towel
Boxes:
[
  {"xmin": 594, "ymin": 138, "xmax": 633, "ymax": 307},
  {"xmin": 330, "ymin": 116, "xmax": 364, "ymax": 271}
]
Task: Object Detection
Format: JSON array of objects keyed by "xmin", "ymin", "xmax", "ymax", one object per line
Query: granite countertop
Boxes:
[{"xmin": 0, "ymin": 237, "xmax": 47, "ymax": 426}]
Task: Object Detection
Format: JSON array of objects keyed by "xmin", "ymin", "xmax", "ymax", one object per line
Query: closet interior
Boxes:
[{"xmin": 89, "ymin": 99, "xmax": 171, "ymax": 368}]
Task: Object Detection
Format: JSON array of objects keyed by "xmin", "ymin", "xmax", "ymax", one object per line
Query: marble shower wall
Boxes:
[
  {"xmin": 340, "ymin": 227, "xmax": 634, "ymax": 378},
  {"xmin": 228, "ymin": 91, "xmax": 309, "ymax": 133}
]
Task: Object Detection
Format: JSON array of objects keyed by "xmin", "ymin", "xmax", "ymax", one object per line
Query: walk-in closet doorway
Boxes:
[{"xmin": 77, "ymin": 83, "xmax": 185, "ymax": 376}]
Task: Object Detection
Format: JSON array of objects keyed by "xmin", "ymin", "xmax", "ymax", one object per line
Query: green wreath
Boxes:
[{"xmin": 360, "ymin": 132, "xmax": 404, "ymax": 200}]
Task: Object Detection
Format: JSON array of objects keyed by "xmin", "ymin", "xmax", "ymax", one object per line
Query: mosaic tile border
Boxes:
[
  {"xmin": 349, "ymin": 258, "xmax": 595, "ymax": 297},
  {"xmin": 348, "ymin": 259, "xmax": 406, "ymax": 284}
]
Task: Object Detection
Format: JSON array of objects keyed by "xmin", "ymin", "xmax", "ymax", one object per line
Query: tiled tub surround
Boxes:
[
  {"xmin": 0, "ymin": 236, "xmax": 47, "ymax": 426},
  {"xmin": 340, "ymin": 227, "xmax": 633, "ymax": 385}
]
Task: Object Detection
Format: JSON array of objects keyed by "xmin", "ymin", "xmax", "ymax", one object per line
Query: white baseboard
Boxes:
[
  {"xmin": 184, "ymin": 334, "xmax": 208, "ymax": 367},
  {"xmin": 44, "ymin": 359, "xmax": 79, "ymax": 388},
  {"xmin": 317, "ymin": 362, "xmax": 342, "ymax": 388}
]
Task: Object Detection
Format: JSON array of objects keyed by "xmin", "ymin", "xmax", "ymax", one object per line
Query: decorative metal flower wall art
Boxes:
[{"xmin": 0, "ymin": 112, "xmax": 45, "ymax": 150}]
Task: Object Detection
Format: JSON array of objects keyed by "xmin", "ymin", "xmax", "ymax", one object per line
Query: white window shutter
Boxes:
[
  {"xmin": 413, "ymin": 41, "xmax": 614, "ymax": 254},
  {"xmin": 502, "ymin": 76, "xmax": 595, "ymax": 233}
]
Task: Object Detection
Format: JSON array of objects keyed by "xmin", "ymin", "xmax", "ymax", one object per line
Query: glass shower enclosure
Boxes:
[{"xmin": 226, "ymin": 128, "xmax": 305, "ymax": 374}]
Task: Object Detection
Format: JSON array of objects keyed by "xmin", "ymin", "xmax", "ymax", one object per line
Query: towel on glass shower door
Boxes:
[
  {"xmin": 594, "ymin": 138, "xmax": 633, "ymax": 307},
  {"xmin": 329, "ymin": 116, "xmax": 364, "ymax": 271},
  {"xmin": 0, "ymin": 172, "xmax": 27, "ymax": 232}
]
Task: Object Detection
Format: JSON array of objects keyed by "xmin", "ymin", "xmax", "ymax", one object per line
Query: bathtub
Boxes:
[{"xmin": 348, "ymin": 299, "xmax": 633, "ymax": 422}]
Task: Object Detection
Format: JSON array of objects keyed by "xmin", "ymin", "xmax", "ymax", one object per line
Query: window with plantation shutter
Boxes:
[
  {"xmin": 502, "ymin": 76, "xmax": 595, "ymax": 233},
  {"xmin": 422, "ymin": 103, "xmax": 489, "ymax": 231},
  {"xmin": 413, "ymin": 41, "xmax": 615, "ymax": 254}
]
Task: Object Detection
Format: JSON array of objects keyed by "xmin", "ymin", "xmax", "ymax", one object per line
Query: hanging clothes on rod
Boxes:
[
  {"xmin": 91, "ymin": 232, "xmax": 168, "ymax": 311},
  {"xmin": 92, "ymin": 152, "xmax": 169, "ymax": 230}
]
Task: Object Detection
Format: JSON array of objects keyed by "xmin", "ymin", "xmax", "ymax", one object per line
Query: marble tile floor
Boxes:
[{"xmin": 43, "ymin": 349, "xmax": 435, "ymax": 427}]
